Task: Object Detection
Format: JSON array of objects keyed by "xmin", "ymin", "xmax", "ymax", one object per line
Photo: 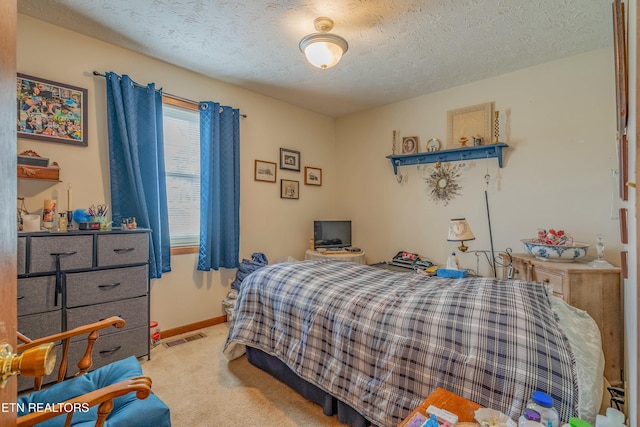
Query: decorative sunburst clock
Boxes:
[{"xmin": 424, "ymin": 163, "xmax": 463, "ymax": 205}]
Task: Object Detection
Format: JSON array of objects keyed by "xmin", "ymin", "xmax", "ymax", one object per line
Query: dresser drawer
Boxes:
[
  {"xmin": 66, "ymin": 265, "xmax": 148, "ymax": 307},
  {"xmin": 97, "ymin": 233, "xmax": 149, "ymax": 267},
  {"xmin": 66, "ymin": 296, "xmax": 148, "ymax": 340},
  {"xmin": 66, "ymin": 326, "xmax": 148, "ymax": 376},
  {"xmin": 531, "ymin": 268, "xmax": 565, "ymax": 296},
  {"xmin": 18, "ymin": 310, "xmax": 62, "ymax": 340},
  {"xmin": 18, "ymin": 276, "xmax": 60, "ymax": 315},
  {"xmin": 29, "ymin": 235, "xmax": 93, "ymax": 273},
  {"xmin": 18, "ymin": 236, "xmax": 26, "ymax": 275}
]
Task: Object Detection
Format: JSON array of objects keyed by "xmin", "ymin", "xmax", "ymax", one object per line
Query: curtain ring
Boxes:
[{"xmin": 200, "ymin": 103, "xmax": 209, "ymax": 110}]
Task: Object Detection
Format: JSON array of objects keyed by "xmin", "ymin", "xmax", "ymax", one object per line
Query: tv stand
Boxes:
[{"xmin": 305, "ymin": 249, "xmax": 366, "ymax": 265}]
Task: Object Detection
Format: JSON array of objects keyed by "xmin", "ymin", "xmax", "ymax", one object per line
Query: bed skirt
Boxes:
[{"xmin": 246, "ymin": 346, "xmax": 373, "ymax": 427}]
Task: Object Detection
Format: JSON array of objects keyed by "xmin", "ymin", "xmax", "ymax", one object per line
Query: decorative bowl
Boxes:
[{"xmin": 521, "ymin": 239, "xmax": 590, "ymax": 262}]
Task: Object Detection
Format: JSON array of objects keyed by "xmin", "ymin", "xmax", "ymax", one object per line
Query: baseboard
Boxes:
[{"xmin": 160, "ymin": 315, "xmax": 228, "ymax": 339}]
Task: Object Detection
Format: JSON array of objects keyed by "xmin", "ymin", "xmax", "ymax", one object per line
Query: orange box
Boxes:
[{"xmin": 399, "ymin": 387, "xmax": 482, "ymax": 426}]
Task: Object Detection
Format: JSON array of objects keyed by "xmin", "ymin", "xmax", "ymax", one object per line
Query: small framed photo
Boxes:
[
  {"xmin": 280, "ymin": 148, "xmax": 301, "ymax": 171},
  {"xmin": 402, "ymin": 136, "xmax": 419, "ymax": 154},
  {"xmin": 254, "ymin": 159, "xmax": 277, "ymax": 182},
  {"xmin": 304, "ymin": 166, "xmax": 322, "ymax": 186},
  {"xmin": 280, "ymin": 179, "xmax": 299, "ymax": 199}
]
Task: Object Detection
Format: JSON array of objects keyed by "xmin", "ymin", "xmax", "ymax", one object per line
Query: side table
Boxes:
[
  {"xmin": 399, "ymin": 387, "xmax": 482, "ymax": 426},
  {"xmin": 304, "ymin": 249, "xmax": 366, "ymax": 264},
  {"xmin": 499, "ymin": 252, "xmax": 622, "ymax": 384}
]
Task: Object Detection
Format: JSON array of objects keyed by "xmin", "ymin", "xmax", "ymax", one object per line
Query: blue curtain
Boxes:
[
  {"xmin": 198, "ymin": 102, "xmax": 240, "ymax": 270},
  {"xmin": 106, "ymin": 72, "xmax": 171, "ymax": 279}
]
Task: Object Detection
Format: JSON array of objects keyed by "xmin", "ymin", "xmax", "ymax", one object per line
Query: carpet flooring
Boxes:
[{"xmin": 140, "ymin": 323, "xmax": 346, "ymax": 426}]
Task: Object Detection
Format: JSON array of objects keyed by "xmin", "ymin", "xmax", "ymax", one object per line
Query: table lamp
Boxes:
[{"xmin": 447, "ymin": 218, "xmax": 475, "ymax": 252}]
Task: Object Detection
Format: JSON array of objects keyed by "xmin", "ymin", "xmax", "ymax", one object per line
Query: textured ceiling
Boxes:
[{"xmin": 17, "ymin": 0, "xmax": 612, "ymax": 118}]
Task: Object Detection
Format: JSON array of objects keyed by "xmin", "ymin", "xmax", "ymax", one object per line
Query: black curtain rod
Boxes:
[{"xmin": 92, "ymin": 71, "xmax": 247, "ymax": 118}]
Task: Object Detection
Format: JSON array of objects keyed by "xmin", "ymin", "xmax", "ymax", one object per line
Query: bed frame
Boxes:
[{"xmin": 247, "ymin": 347, "xmax": 371, "ymax": 427}]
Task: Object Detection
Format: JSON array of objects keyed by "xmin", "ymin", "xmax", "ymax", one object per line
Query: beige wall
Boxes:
[
  {"xmin": 16, "ymin": 15, "xmax": 630, "ymax": 363},
  {"xmin": 17, "ymin": 15, "xmax": 338, "ymax": 330},
  {"xmin": 15, "ymin": 11, "xmax": 639, "ymax": 422},
  {"xmin": 335, "ymin": 48, "xmax": 622, "ymax": 276}
]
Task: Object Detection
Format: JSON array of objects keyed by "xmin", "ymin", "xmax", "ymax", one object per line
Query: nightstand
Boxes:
[{"xmin": 499, "ymin": 252, "xmax": 622, "ymax": 384}]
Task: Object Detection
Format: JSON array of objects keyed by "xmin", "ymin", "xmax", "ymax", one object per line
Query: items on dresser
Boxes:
[
  {"xmin": 499, "ymin": 252, "xmax": 622, "ymax": 384},
  {"xmin": 22, "ymin": 214, "xmax": 40, "ymax": 232},
  {"xmin": 42, "ymin": 199, "xmax": 56, "ymax": 229},
  {"xmin": 17, "ymin": 229, "xmax": 151, "ymax": 391}
]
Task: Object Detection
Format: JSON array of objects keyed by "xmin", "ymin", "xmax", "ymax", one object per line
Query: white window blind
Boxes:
[{"xmin": 163, "ymin": 102, "xmax": 200, "ymax": 247}]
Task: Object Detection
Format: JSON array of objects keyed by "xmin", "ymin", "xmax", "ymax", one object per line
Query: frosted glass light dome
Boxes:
[{"xmin": 299, "ymin": 18, "xmax": 348, "ymax": 69}]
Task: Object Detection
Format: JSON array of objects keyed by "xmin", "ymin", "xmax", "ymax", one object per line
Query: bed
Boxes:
[{"xmin": 224, "ymin": 259, "xmax": 604, "ymax": 426}]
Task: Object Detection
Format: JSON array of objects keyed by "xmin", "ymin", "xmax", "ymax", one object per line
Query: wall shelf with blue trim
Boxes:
[{"xmin": 386, "ymin": 143, "xmax": 508, "ymax": 175}]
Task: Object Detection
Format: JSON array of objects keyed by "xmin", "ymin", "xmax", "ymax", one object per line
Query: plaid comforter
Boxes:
[{"xmin": 224, "ymin": 260, "xmax": 578, "ymax": 426}]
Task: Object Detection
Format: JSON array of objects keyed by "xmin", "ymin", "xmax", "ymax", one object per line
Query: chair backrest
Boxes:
[{"xmin": 17, "ymin": 316, "xmax": 126, "ymax": 390}]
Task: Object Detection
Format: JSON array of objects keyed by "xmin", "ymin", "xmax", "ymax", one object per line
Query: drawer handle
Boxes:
[
  {"xmin": 113, "ymin": 248, "xmax": 135, "ymax": 254},
  {"xmin": 49, "ymin": 251, "xmax": 77, "ymax": 257},
  {"xmin": 98, "ymin": 283, "xmax": 122, "ymax": 290},
  {"xmin": 542, "ymin": 278, "xmax": 550, "ymax": 284},
  {"xmin": 17, "ymin": 295, "xmax": 25, "ymax": 300},
  {"xmin": 99, "ymin": 345, "xmax": 122, "ymax": 355},
  {"xmin": 51, "ymin": 252, "xmax": 76, "ymax": 307}
]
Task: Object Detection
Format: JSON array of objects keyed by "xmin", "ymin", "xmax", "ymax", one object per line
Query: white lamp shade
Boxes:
[
  {"xmin": 299, "ymin": 34, "xmax": 348, "ymax": 69},
  {"xmin": 447, "ymin": 218, "xmax": 475, "ymax": 242}
]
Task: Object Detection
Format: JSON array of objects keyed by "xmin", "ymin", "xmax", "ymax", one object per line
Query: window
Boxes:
[{"xmin": 162, "ymin": 96, "xmax": 200, "ymax": 248}]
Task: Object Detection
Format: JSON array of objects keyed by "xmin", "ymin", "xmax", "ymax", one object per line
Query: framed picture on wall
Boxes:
[
  {"xmin": 612, "ymin": 0, "xmax": 628, "ymax": 135},
  {"xmin": 612, "ymin": 0, "xmax": 629, "ymax": 200},
  {"xmin": 280, "ymin": 148, "xmax": 301, "ymax": 171},
  {"xmin": 254, "ymin": 160, "xmax": 277, "ymax": 182},
  {"xmin": 446, "ymin": 102, "xmax": 493, "ymax": 149},
  {"xmin": 304, "ymin": 166, "xmax": 322, "ymax": 186},
  {"xmin": 16, "ymin": 73, "xmax": 88, "ymax": 146},
  {"xmin": 281, "ymin": 179, "xmax": 299, "ymax": 199}
]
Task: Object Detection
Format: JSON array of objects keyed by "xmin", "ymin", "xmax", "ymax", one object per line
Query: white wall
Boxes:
[
  {"xmin": 335, "ymin": 49, "xmax": 622, "ymax": 276},
  {"xmin": 336, "ymin": 46, "xmax": 638, "ymax": 419},
  {"xmin": 17, "ymin": 14, "xmax": 338, "ymax": 331}
]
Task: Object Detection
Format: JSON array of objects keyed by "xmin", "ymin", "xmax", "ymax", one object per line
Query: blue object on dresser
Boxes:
[
  {"xmin": 17, "ymin": 356, "xmax": 171, "ymax": 427},
  {"xmin": 436, "ymin": 268, "xmax": 468, "ymax": 278}
]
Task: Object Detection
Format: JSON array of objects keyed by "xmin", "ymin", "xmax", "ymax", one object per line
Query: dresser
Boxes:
[
  {"xmin": 17, "ymin": 229, "xmax": 150, "ymax": 391},
  {"xmin": 499, "ymin": 253, "xmax": 622, "ymax": 384}
]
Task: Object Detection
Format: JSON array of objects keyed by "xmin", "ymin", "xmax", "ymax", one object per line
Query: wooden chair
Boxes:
[{"xmin": 15, "ymin": 316, "xmax": 170, "ymax": 427}]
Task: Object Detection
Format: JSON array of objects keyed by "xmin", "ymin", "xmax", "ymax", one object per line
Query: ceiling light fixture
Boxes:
[{"xmin": 299, "ymin": 17, "xmax": 348, "ymax": 69}]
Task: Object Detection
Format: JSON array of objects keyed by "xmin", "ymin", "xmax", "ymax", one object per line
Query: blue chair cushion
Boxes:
[{"xmin": 17, "ymin": 356, "xmax": 171, "ymax": 427}]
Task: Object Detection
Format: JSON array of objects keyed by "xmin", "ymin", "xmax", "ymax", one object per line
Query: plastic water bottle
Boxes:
[
  {"xmin": 564, "ymin": 417, "xmax": 592, "ymax": 427},
  {"xmin": 446, "ymin": 252, "xmax": 459, "ymax": 270},
  {"xmin": 526, "ymin": 391, "xmax": 559, "ymax": 427},
  {"xmin": 519, "ymin": 408, "xmax": 544, "ymax": 427}
]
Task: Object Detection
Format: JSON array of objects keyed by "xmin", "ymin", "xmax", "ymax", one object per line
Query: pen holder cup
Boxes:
[{"xmin": 92, "ymin": 216, "xmax": 110, "ymax": 231}]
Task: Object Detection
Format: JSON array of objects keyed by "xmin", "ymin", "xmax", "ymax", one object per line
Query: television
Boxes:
[{"xmin": 314, "ymin": 220, "xmax": 352, "ymax": 249}]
